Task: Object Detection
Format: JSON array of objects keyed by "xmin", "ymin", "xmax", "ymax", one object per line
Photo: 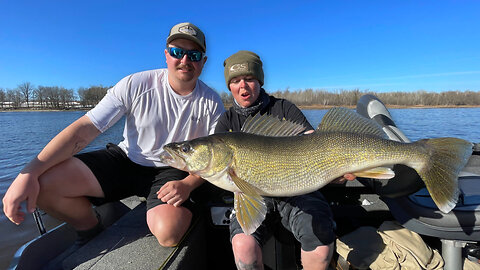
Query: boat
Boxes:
[{"xmin": 8, "ymin": 95, "xmax": 480, "ymax": 270}]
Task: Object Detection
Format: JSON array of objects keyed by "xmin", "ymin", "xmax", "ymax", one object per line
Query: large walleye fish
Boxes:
[{"xmin": 159, "ymin": 107, "xmax": 473, "ymax": 235}]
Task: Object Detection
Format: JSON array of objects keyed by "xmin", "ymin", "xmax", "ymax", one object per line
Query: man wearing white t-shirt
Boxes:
[{"xmin": 3, "ymin": 22, "xmax": 225, "ymax": 249}]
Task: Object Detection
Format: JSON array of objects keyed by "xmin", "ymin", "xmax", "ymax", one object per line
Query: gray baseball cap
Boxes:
[{"xmin": 167, "ymin": 22, "xmax": 206, "ymax": 52}]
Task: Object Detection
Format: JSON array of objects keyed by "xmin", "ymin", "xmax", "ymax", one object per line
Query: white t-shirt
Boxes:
[{"xmin": 86, "ymin": 69, "xmax": 225, "ymax": 167}]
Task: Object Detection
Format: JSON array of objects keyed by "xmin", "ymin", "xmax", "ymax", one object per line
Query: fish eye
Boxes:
[{"xmin": 181, "ymin": 144, "xmax": 192, "ymax": 153}]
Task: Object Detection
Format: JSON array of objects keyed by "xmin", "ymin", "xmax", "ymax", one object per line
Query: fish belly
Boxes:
[{"xmin": 205, "ymin": 170, "xmax": 242, "ymax": 193}]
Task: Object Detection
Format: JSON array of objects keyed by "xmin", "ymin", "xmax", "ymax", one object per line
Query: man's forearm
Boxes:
[
  {"xmin": 182, "ymin": 174, "xmax": 206, "ymax": 190},
  {"xmin": 22, "ymin": 115, "xmax": 100, "ymax": 176}
]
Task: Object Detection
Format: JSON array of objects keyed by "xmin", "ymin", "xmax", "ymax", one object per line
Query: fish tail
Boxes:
[{"xmin": 414, "ymin": 138, "xmax": 472, "ymax": 213}]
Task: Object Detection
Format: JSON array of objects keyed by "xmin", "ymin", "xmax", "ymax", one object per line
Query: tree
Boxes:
[
  {"xmin": 42, "ymin": 86, "xmax": 61, "ymax": 109},
  {"xmin": 220, "ymin": 91, "xmax": 232, "ymax": 106},
  {"xmin": 59, "ymin": 87, "xmax": 75, "ymax": 108},
  {"xmin": 34, "ymin": 87, "xmax": 47, "ymax": 108},
  {"xmin": 78, "ymin": 85, "xmax": 109, "ymax": 107},
  {"xmin": 18, "ymin": 82, "xmax": 35, "ymax": 108},
  {"xmin": 7, "ymin": 89, "xmax": 22, "ymax": 108},
  {"xmin": 0, "ymin": 88, "xmax": 5, "ymax": 108}
]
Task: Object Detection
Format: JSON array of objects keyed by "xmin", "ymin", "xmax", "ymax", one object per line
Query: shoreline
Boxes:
[
  {"xmin": 299, "ymin": 104, "xmax": 480, "ymax": 110},
  {"xmin": 2, "ymin": 104, "xmax": 480, "ymax": 112},
  {"xmin": 0, "ymin": 108, "xmax": 89, "ymax": 112},
  {"xmin": 224, "ymin": 104, "xmax": 480, "ymax": 110}
]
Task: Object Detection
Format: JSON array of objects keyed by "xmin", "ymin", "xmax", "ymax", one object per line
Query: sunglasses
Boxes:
[{"xmin": 167, "ymin": 47, "xmax": 204, "ymax": 62}]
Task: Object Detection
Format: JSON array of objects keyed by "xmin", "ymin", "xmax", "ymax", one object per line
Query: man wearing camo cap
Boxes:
[{"xmin": 215, "ymin": 50, "xmax": 355, "ymax": 270}]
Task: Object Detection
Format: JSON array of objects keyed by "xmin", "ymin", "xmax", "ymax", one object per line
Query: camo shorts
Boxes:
[
  {"xmin": 75, "ymin": 143, "xmax": 212, "ymax": 212},
  {"xmin": 229, "ymin": 191, "xmax": 335, "ymax": 252}
]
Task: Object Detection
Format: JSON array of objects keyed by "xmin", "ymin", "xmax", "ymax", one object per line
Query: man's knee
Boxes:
[
  {"xmin": 232, "ymin": 234, "xmax": 261, "ymax": 258},
  {"xmin": 232, "ymin": 234, "xmax": 263, "ymax": 269},
  {"xmin": 147, "ymin": 204, "xmax": 192, "ymax": 247},
  {"xmin": 301, "ymin": 243, "xmax": 334, "ymax": 269},
  {"xmin": 153, "ymin": 232, "xmax": 182, "ymax": 247},
  {"xmin": 303, "ymin": 243, "xmax": 333, "ymax": 259},
  {"xmin": 232, "ymin": 234, "xmax": 258, "ymax": 251},
  {"xmin": 148, "ymin": 216, "xmax": 185, "ymax": 247}
]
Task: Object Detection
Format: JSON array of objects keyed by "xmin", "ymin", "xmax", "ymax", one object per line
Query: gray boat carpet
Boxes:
[{"xmin": 63, "ymin": 202, "xmax": 207, "ymax": 270}]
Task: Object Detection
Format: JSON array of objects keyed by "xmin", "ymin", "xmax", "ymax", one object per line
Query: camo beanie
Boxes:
[{"xmin": 223, "ymin": 50, "xmax": 264, "ymax": 90}]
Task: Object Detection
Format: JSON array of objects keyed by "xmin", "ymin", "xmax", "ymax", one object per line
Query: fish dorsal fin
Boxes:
[
  {"xmin": 318, "ymin": 107, "xmax": 387, "ymax": 138},
  {"xmin": 241, "ymin": 113, "xmax": 306, "ymax": 136},
  {"xmin": 229, "ymin": 169, "xmax": 267, "ymax": 235}
]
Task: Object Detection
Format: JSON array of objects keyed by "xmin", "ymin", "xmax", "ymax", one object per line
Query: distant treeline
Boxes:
[
  {"xmin": 221, "ymin": 88, "xmax": 480, "ymax": 108},
  {"xmin": 1, "ymin": 82, "xmax": 479, "ymax": 110},
  {"xmin": 0, "ymin": 82, "xmax": 111, "ymax": 110}
]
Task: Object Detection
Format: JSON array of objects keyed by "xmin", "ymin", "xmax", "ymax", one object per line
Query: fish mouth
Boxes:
[{"xmin": 159, "ymin": 148, "xmax": 186, "ymax": 170}]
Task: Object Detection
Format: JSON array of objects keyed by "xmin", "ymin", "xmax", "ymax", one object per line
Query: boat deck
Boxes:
[{"xmin": 61, "ymin": 201, "xmax": 207, "ymax": 270}]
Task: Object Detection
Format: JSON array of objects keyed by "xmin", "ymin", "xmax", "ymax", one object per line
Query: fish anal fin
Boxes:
[
  {"xmin": 353, "ymin": 167, "xmax": 395, "ymax": 179},
  {"xmin": 230, "ymin": 170, "xmax": 267, "ymax": 235}
]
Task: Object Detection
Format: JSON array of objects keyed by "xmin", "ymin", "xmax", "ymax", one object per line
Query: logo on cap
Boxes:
[
  {"xmin": 178, "ymin": 25, "xmax": 197, "ymax": 36},
  {"xmin": 230, "ymin": 63, "xmax": 248, "ymax": 73}
]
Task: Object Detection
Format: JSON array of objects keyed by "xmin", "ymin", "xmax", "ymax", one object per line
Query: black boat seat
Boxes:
[
  {"xmin": 356, "ymin": 94, "xmax": 480, "ymax": 270},
  {"xmin": 383, "ymin": 171, "xmax": 480, "ymax": 270},
  {"xmin": 384, "ymin": 174, "xmax": 480, "ymax": 241}
]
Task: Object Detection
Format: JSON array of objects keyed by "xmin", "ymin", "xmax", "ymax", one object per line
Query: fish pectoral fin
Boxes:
[
  {"xmin": 229, "ymin": 170, "xmax": 267, "ymax": 235},
  {"xmin": 353, "ymin": 167, "xmax": 395, "ymax": 179},
  {"xmin": 234, "ymin": 192, "xmax": 267, "ymax": 235}
]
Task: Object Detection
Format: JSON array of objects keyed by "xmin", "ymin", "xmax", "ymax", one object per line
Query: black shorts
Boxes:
[
  {"xmin": 75, "ymin": 143, "xmax": 213, "ymax": 212},
  {"xmin": 229, "ymin": 191, "xmax": 335, "ymax": 252}
]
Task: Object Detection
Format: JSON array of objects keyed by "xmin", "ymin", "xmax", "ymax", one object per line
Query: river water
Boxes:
[{"xmin": 1, "ymin": 108, "xmax": 479, "ymax": 269}]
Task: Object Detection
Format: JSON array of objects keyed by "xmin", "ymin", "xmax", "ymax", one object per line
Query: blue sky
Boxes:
[{"xmin": 1, "ymin": 0, "xmax": 479, "ymax": 94}]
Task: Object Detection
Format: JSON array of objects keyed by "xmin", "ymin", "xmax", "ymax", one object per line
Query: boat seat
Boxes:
[
  {"xmin": 356, "ymin": 94, "xmax": 480, "ymax": 270},
  {"xmin": 383, "ymin": 170, "xmax": 480, "ymax": 270}
]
